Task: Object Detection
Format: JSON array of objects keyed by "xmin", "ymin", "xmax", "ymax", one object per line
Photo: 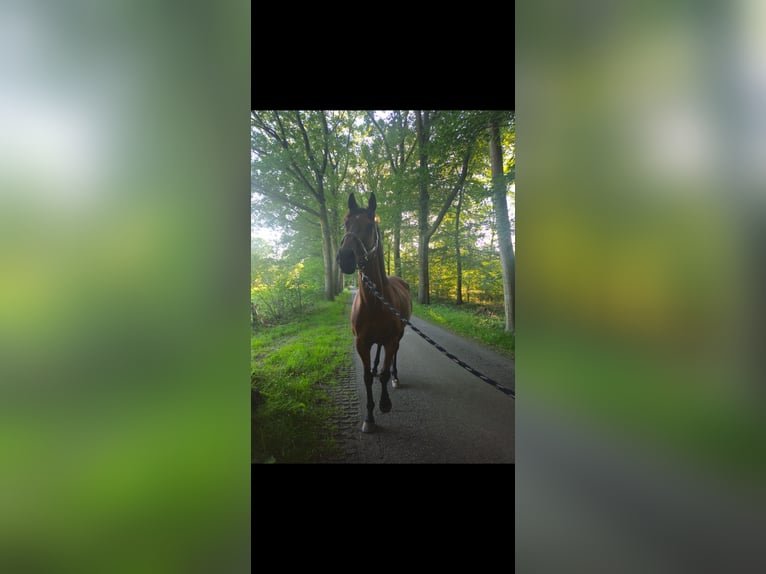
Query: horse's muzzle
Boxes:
[{"xmin": 337, "ymin": 248, "xmax": 357, "ymax": 275}]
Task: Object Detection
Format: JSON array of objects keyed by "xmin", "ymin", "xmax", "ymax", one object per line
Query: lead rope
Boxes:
[{"xmin": 358, "ymin": 270, "xmax": 515, "ymax": 399}]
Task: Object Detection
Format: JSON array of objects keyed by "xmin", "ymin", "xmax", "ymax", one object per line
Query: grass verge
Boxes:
[
  {"xmin": 411, "ymin": 301, "xmax": 514, "ymax": 358},
  {"xmin": 251, "ymin": 291, "xmax": 351, "ymax": 463}
]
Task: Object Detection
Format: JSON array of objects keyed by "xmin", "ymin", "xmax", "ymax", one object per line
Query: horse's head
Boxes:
[{"xmin": 337, "ymin": 192, "xmax": 379, "ymax": 274}]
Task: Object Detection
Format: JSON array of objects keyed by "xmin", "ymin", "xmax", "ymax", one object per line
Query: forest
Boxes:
[{"xmin": 250, "ymin": 110, "xmax": 515, "ymax": 331}]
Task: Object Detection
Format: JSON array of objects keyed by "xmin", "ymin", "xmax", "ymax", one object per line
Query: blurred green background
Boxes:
[
  {"xmin": 0, "ymin": 2, "xmax": 250, "ymax": 572},
  {"xmin": 6, "ymin": 0, "xmax": 766, "ymax": 570},
  {"xmin": 518, "ymin": 0, "xmax": 766, "ymax": 572}
]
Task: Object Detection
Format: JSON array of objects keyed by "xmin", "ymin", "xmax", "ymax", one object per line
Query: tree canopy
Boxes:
[{"xmin": 251, "ymin": 110, "xmax": 515, "ymax": 326}]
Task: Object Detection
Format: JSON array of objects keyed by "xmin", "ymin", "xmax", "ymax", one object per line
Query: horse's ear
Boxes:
[
  {"xmin": 368, "ymin": 192, "xmax": 377, "ymax": 214},
  {"xmin": 348, "ymin": 193, "xmax": 358, "ymax": 210}
]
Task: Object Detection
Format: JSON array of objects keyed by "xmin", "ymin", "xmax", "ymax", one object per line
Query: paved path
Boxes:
[{"xmin": 324, "ymin": 290, "xmax": 515, "ymax": 464}]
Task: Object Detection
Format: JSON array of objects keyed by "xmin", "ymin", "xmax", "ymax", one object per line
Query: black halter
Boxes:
[{"xmin": 341, "ymin": 228, "xmax": 379, "ymax": 268}]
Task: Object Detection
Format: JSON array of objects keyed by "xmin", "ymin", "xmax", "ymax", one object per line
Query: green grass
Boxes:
[
  {"xmin": 411, "ymin": 300, "xmax": 514, "ymax": 358},
  {"xmin": 251, "ymin": 291, "xmax": 352, "ymax": 463}
]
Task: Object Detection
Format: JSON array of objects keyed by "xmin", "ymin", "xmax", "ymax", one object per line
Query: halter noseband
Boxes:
[{"xmin": 341, "ymin": 228, "xmax": 379, "ymax": 268}]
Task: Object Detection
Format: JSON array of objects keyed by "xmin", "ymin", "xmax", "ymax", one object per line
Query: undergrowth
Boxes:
[{"xmin": 411, "ymin": 300, "xmax": 514, "ymax": 358}]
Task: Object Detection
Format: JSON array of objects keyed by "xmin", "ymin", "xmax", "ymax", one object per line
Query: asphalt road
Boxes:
[{"xmin": 346, "ymin": 290, "xmax": 515, "ymax": 464}]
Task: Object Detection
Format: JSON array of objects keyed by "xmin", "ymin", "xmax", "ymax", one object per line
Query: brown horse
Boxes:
[{"xmin": 337, "ymin": 192, "xmax": 412, "ymax": 433}]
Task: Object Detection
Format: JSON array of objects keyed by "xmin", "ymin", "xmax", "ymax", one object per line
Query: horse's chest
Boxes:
[{"xmin": 352, "ymin": 311, "xmax": 401, "ymax": 343}]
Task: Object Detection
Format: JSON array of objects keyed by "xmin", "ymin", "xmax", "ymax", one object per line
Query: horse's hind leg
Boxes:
[{"xmin": 357, "ymin": 339, "xmax": 376, "ymax": 433}]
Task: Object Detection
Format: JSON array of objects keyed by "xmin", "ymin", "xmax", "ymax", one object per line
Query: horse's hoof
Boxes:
[
  {"xmin": 361, "ymin": 421, "xmax": 375, "ymax": 433},
  {"xmin": 379, "ymin": 396, "xmax": 392, "ymax": 413},
  {"xmin": 391, "ymin": 378, "xmax": 400, "ymax": 389}
]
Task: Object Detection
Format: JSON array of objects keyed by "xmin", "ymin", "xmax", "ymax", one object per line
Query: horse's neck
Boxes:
[{"xmin": 359, "ymin": 250, "xmax": 387, "ymax": 300}]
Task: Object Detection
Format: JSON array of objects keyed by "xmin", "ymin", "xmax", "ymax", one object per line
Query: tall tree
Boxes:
[
  {"xmin": 415, "ymin": 111, "xmax": 478, "ymax": 304},
  {"xmin": 489, "ymin": 113, "xmax": 515, "ymax": 332},
  {"xmin": 415, "ymin": 111, "xmax": 432, "ymax": 304},
  {"xmin": 251, "ymin": 111, "xmax": 354, "ymax": 300},
  {"xmin": 326, "ymin": 115, "xmax": 354, "ymax": 294},
  {"xmin": 366, "ymin": 111, "xmax": 416, "ymax": 278}
]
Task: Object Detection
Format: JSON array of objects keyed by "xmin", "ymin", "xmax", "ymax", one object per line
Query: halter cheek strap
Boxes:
[{"xmin": 341, "ymin": 229, "xmax": 379, "ymax": 267}]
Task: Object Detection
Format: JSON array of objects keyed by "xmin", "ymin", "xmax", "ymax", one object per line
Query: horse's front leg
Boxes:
[
  {"xmin": 378, "ymin": 340, "xmax": 398, "ymax": 414},
  {"xmin": 357, "ymin": 338, "xmax": 376, "ymax": 433},
  {"xmin": 371, "ymin": 344, "xmax": 382, "ymax": 377}
]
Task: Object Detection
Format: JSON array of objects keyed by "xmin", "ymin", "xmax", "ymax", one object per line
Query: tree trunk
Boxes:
[
  {"xmin": 318, "ymin": 196, "xmax": 335, "ymax": 301},
  {"xmin": 330, "ymin": 204, "xmax": 343, "ymax": 295},
  {"xmin": 455, "ymin": 187, "xmax": 464, "ymax": 305},
  {"xmin": 393, "ymin": 211, "xmax": 402, "ymax": 277},
  {"xmin": 416, "ymin": 111, "xmax": 431, "ymax": 305},
  {"xmin": 417, "ymin": 231, "xmax": 430, "ymax": 305},
  {"xmin": 489, "ymin": 117, "xmax": 515, "ymax": 332}
]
